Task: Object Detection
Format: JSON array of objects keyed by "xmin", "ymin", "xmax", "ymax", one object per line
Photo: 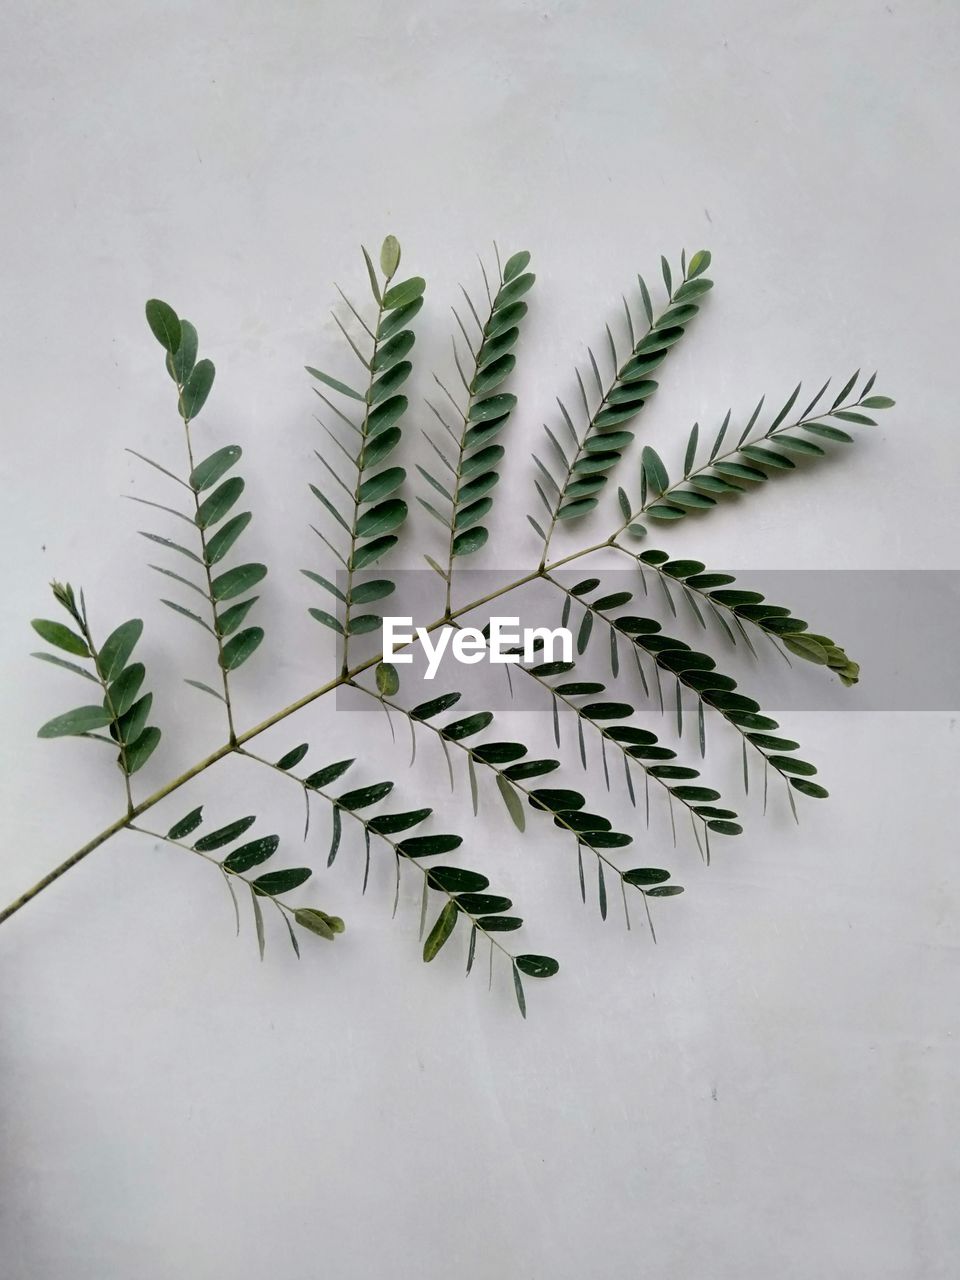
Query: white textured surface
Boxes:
[{"xmin": 1, "ymin": 2, "xmax": 958, "ymax": 1277}]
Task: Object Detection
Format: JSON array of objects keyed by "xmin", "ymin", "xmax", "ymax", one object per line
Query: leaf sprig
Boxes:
[
  {"xmin": 550, "ymin": 575, "xmax": 824, "ymax": 815},
  {"xmin": 416, "ymin": 248, "xmax": 534, "ymax": 614},
  {"xmin": 135, "ymin": 804, "xmax": 341, "ymax": 958},
  {"xmin": 140, "ymin": 299, "xmax": 267, "ymax": 739},
  {"xmin": 356, "ymin": 676, "xmax": 685, "ymax": 940},
  {"xmin": 533, "ymin": 249, "xmax": 713, "ymax": 554},
  {"xmin": 240, "ymin": 740, "xmax": 556, "ymax": 1016},
  {"xmin": 615, "ymin": 547, "xmax": 860, "ymax": 684},
  {"xmin": 304, "ymin": 237, "xmax": 425, "ymax": 670},
  {"xmin": 619, "ymin": 372, "xmax": 894, "ymax": 535},
  {"xmin": 14, "ymin": 236, "xmax": 896, "ymax": 1019},
  {"xmin": 32, "ymin": 582, "xmax": 162, "ymax": 809}
]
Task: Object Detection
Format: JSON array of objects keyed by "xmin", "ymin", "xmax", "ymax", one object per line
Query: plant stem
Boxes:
[
  {"xmin": 616, "ymin": 389, "xmax": 875, "ymax": 534},
  {"xmin": 128, "ymin": 823, "xmax": 299, "ymax": 916},
  {"xmin": 0, "ymin": 539, "xmax": 613, "ymax": 927},
  {"xmin": 349, "ymin": 679, "xmax": 659, "ymax": 939},
  {"xmin": 341, "ymin": 293, "xmax": 386, "ymax": 675},
  {"xmin": 77, "ymin": 604, "xmax": 135, "ymax": 815},
  {"xmin": 540, "ymin": 275, "xmax": 686, "ymax": 568},
  {"xmin": 236, "ymin": 747, "xmax": 520, "ymax": 968}
]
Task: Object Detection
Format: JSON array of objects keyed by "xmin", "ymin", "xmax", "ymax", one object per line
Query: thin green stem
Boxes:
[
  {"xmin": 545, "ymin": 572, "xmax": 797, "ymax": 804},
  {"xmin": 79, "ymin": 610, "xmax": 134, "ymax": 815},
  {"xmin": 237, "ymin": 747, "xmax": 519, "ymax": 967},
  {"xmin": 491, "ymin": 599, "xmax": 714, "ymax": 851},
  {"xmin": 615, "ymin": 389, "xmax": 875, "ymax": 534},
  {"xmin": 128, "ymin": 823, "xmax": 299, "ymax": 916},
  {"xmin": 0, "ymin": 540, "xmax": 615, "ymax": 927},
  {"xmin": 540, "ymin": 275, "xmax": 686, "ymax": 568},
  {"xmin": 350, "ymin": 678, "xmax": 659, "ymax": 938}
]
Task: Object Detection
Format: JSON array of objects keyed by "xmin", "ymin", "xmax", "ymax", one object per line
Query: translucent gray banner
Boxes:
[{"xmin": 332, "ymin": 569, "xmax": 960, "ymax": 711}]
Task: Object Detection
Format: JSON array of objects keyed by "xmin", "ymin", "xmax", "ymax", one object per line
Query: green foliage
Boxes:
[
  {"xmin": 304, "ymin": 236, "xmax": 423, "ymax": 660},
  {"xmin": 17, "ymin": 236, "xmax": 896, "ymax": 1018},
  {"xmin": 32, "ymin": 583, "xmax": 162, "ymax": 780},
  {"xmin": 138, "ymin": 300, "xmax": 267, "ymax": 723},
  {"xmin": 415, "ymin": 247, "xmax": 533, "ymax": 600},
  {"xmin": 532, "ymin": 251, "xmax": 712, "ymax": 547},
  {"xmin": 618, "ymin": 373, "xmax": 893, "ymax": 534}
]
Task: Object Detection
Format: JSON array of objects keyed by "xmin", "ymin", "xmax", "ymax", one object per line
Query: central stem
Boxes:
[{"xmin": 0, "ymin": 535, "xmax": 619, "ymax": 927}]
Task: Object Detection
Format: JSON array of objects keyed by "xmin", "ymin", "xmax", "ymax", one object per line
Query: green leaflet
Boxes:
[
  {"xmin": 428, "ymin": 867, "xmax": 489, "ymax": 893},
  {"xmin": 97, "ymin": 619, "xmax": 143, "ymax": 680},
  {"xmin": 37, "ymin": 705, "xmax": 112, "ymax": 738},
  {"xmin": 107, "ymin": 662, "xmax": 144, "ymax": 717},
  {"xmin": 295, "ymin": 908, "xmax": 342, "ymax": 940},
  {"xmin": 210, "ymin": 563, "xmax": 267, "ymax": 601},
  {"xmin": 166, "ymin": 319, "xmax": 197, "ymax": 384},
  {"xmin": 220, "ymin": 627, "xmax": 263, "ymax": 670},
  {"xmin": 205, "ymin": 512, "xmax": 252, "ymax": 565},
  {"xmin": 382, "ymin": 276, "xmax": 426, "ymax": 311},
  {"xmin": 304, "ymin": 758, "xmax": 354, "ymax": 788},
  {"xmin": 416, "ymin": 249, "xmax": 533, "ymax": 568},
  {"xmin": 397, "ymin": 834, "xmax": 462, "ymax": 857},
  {"xmin": 167, "ymin": 807, "xmax": 203, "ymax": 840},
  {"xmin": 543, "ymin": 252, "xmax": 711, "ymax": 526},
  {"xmin": 190, "ymin": 445, "xmax": 242, "ymax": 492},
  {"xmin": 515, "ymin": 954, "xmax": 560, "ymax": 978},
  {"xmin": 223, "ymin": 835, "xmax": 279, "ymax": 873},
  {"xmin": 422, "ymin": 900, "xmax": 459, "ymax": 961},
  {"xmin": 337, "ymin": 781, "xmax": 394, "ymax": 810},
  {"xmin": 31, "ymin": 619, "xmax": 90, "ymax": 657},
  {"xmin": 276, "ymin": 743, "xmax": 309, "ymax": 770},
  {"xmin": 196, "ymin": 477, "xmax": 244, "ymax": 529},
  {"xmin": 145, "ymin": 299, "xmax": 181, "ymax": 354},
  {"xmin": 194, "ymin": 816, "xmax": 256, "ymax": 851},
  {"xmin": 252, "ymin": 867, "xmax": 311, "ymax": 896},
  {"xmin": 368, "ymin": 809, "xmax": 431, "ymax": 834},
  {"xmin": 125, "ymin": 726, "xmax": 161, "ymax": 773},
  {"xmin": 179, "ymin": 359, "xmax": 215, "ymax": 420}
]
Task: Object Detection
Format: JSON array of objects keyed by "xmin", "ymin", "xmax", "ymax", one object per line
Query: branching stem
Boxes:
[
  {"xmin": 0, "ymin": 539, "xmax": 612, "ymax": 926},
  {"xmin": 237, "ymin": 747, "xmax": 520, "ymax": 967}
]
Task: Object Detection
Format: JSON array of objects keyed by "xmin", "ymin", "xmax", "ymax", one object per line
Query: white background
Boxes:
[{"xmin": 1, "ymin": 2, "xmax": 958, "ymax": 1276}]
